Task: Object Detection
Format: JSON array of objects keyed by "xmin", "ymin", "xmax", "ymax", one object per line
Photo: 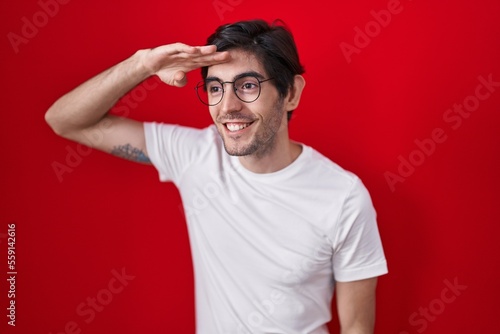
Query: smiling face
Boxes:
[{"xmin": 207, "ymin": 49, "xmax": 288, "ymax": 158}]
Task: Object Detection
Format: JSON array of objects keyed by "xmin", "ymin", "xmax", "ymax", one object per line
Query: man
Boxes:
[{"xmin": 46, "ymin": 19, "xmax": 388, "ymax": 334}]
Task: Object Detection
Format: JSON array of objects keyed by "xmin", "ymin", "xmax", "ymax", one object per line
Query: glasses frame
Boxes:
[{"xmin": 195, "ymin": 75, "xmax": 274, "ymax": 106}]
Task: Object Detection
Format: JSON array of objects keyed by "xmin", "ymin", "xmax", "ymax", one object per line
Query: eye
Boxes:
[
  {"xmin": 206, "ymin": 82, "xmax": 223, "ymax": 95},
  {"xmin": 237, "ymin": 77, "xmax": 259, "ymax": 91},
  {"xmin": 241, "ymin": 82, "xmax": 257, "ymax": 90}
]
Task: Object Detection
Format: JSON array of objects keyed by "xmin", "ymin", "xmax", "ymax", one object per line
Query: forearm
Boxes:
[{"xmin": 45, "ymin": 49, "xmax": 151, "ymax": 137}]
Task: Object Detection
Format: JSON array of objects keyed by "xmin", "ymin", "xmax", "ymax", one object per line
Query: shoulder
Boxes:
[
  {"xmin": 300, "ymin": 144, "xmax": 361, "ymax": 193},
  {"xmin": 143, "ymin": 123, "xmax": 223, "ymax": 182},
  {"xmin": 299, "ymin": 145, "xmax": 377, "ymax": 226},
  {"xmin": 144, "ymin": 122, "xmax": 222, "ymax": 155},
  {"xmin": 144, "ymin": 122, "xmax": 219, "ymax": 142},
  {"xmin": 282, "ymin": 145, "xmax": 374, "ymax": 229}
]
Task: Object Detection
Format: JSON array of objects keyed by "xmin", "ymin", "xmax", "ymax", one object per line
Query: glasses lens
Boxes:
[
  {"xmin": 234, "ymin": 76, "xmax": 261, "ymax": 103},
  {"xmin": 197, "ymin": 80, "xmax": 223, "ymax": 106},
  {"xmin": 196, "ymin": 76, "xmax": 265, "ymax": 106}
]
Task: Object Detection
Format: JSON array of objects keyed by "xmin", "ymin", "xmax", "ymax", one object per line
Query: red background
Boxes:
[{"xmin": 1, "ymin": 0, "xmax": 499, "ymax": 333}]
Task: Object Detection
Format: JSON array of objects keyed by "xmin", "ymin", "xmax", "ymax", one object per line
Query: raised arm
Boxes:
[{"xmin": 45, "ymin": 43, "xmax": 229, "ymax": 163}]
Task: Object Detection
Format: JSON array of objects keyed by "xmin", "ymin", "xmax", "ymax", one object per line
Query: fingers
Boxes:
[
  {"xmin": 195, "ymin": 51, "xmax": 231, "ymax": 68},
  {"xmin": 151, "ymin": 43, "xmax": 231, "ymax": 86},
  {"xmin": 173, "ymin": 49, "xmax": 230, "ymax": 72},
  {"xmin": 156, "ymin": 43, "xmax": 214, "ymax": 56},
  {"xmin": 211, "ymin": 50, "xmax": 231, "ymax": 62},
  {"xmin": 196, "ymin": 45, "xmax": 218, "ymax": 55},
  {"xmin": 161, "ymin": 43, "xmax": 229, "ymax": 62},
  {"xmin": 181, "ymin": 44, "xmax": 230, "ymax": 66}
]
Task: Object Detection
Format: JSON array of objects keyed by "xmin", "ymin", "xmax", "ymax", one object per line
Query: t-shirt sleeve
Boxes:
[
  {"xmin": 330, "ymin": 177, "xmax": 388, "ymax": 282},
  {"xmin": 143, "ymin": 122, "xmax": 214, "ymax": 183}
]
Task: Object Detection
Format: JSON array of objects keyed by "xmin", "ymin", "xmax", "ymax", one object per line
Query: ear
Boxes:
[{"xmin": 284, "ymin": 75, "xmax": 306, "ymax": 111}]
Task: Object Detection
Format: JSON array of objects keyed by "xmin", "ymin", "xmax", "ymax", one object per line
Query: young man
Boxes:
[{"xmin": 46, "ymin": 19, "xmax": 388, "ymax": 334}]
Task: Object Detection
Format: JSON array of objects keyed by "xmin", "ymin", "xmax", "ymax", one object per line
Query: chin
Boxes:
[{"xmin": 222, "ymin": 141, "xmax": 259, "ymax": 157}]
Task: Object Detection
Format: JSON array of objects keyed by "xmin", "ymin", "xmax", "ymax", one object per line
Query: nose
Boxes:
[{"xmin": 219, "ymin": 84, "xmax": 242, "ymax": 114}]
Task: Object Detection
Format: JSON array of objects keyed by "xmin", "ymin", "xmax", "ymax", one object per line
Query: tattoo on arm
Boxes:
[{"xmin": 111, "ymin": 144, "xmax": 151, "ymax": 164}]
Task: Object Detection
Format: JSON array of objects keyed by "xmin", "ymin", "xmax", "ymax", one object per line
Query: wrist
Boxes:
[{"xmin": 130, "ymin": 49, "xmax": 156, "ymax": 80}]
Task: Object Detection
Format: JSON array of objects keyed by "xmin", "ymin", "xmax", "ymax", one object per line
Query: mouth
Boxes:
[{"xmin": 223, "ymin": 121, "xmax": 255, "ymax": 134}]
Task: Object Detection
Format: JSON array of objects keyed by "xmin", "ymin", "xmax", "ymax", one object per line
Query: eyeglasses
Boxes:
[{"xmin": 195, "ymin": 75, "xmax": 274, "ymax": 106}]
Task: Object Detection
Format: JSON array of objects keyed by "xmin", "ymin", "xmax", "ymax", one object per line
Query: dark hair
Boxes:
[{"xmin": 201, "ymin": 19, "xmax": 305, "ymax": 121}]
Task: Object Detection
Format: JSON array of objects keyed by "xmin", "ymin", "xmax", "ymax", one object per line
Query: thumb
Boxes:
[{"xmin": 173, "ymin": 70, "xmax": 188, "ymax": 87}]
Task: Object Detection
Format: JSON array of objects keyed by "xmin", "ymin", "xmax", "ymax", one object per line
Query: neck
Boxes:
[{"xmin": 238, "ymin": 130, "xmax": 302, "ymax": 173}]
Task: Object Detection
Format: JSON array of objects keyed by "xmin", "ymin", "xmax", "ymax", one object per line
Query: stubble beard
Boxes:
[{"xmin": 220, "ymin": 99, "xmax": 285, "ymax": 158}]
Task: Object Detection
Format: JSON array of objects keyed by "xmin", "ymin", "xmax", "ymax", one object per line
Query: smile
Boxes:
[{"xmin": 225, "ymin": 122, "xmax": 253, "ymax": 132}]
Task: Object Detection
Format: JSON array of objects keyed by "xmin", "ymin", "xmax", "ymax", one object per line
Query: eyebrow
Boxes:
[{"xmin": 205, "ymin": 71, "xmax": 266, "ymax": 82}]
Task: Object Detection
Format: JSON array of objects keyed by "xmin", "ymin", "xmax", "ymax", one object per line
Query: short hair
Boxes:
[{"xmin": 201, "ymin": 19, "xmax": 305, "ymax": 121}]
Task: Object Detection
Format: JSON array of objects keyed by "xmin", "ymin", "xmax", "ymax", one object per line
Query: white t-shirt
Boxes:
[{"xmin": 144, "ymin": 123, "xmax": 388, "ymax": 334}]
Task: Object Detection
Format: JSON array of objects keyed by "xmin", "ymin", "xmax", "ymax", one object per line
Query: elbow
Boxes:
[
  {"xmin": 44, "ymin": 106, "xmax": 55, "ymax": 128},
  {"xmin": 45, "ymin": 104, "xmax": 70, "ymax": 138},
  {"xmin": 45, "ymin": 107, "xmax": 61, "ymax": 136}
]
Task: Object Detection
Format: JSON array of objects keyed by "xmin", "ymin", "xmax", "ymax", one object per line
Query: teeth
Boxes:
[{"xmin": 226, "ymin": 123, "xmax": 250, "ymax": 132}]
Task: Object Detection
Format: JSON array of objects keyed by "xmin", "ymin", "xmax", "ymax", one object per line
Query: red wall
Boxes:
[{"xmin": 1, "ymin": 0, "xmax": 499, "ymax": 333}]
